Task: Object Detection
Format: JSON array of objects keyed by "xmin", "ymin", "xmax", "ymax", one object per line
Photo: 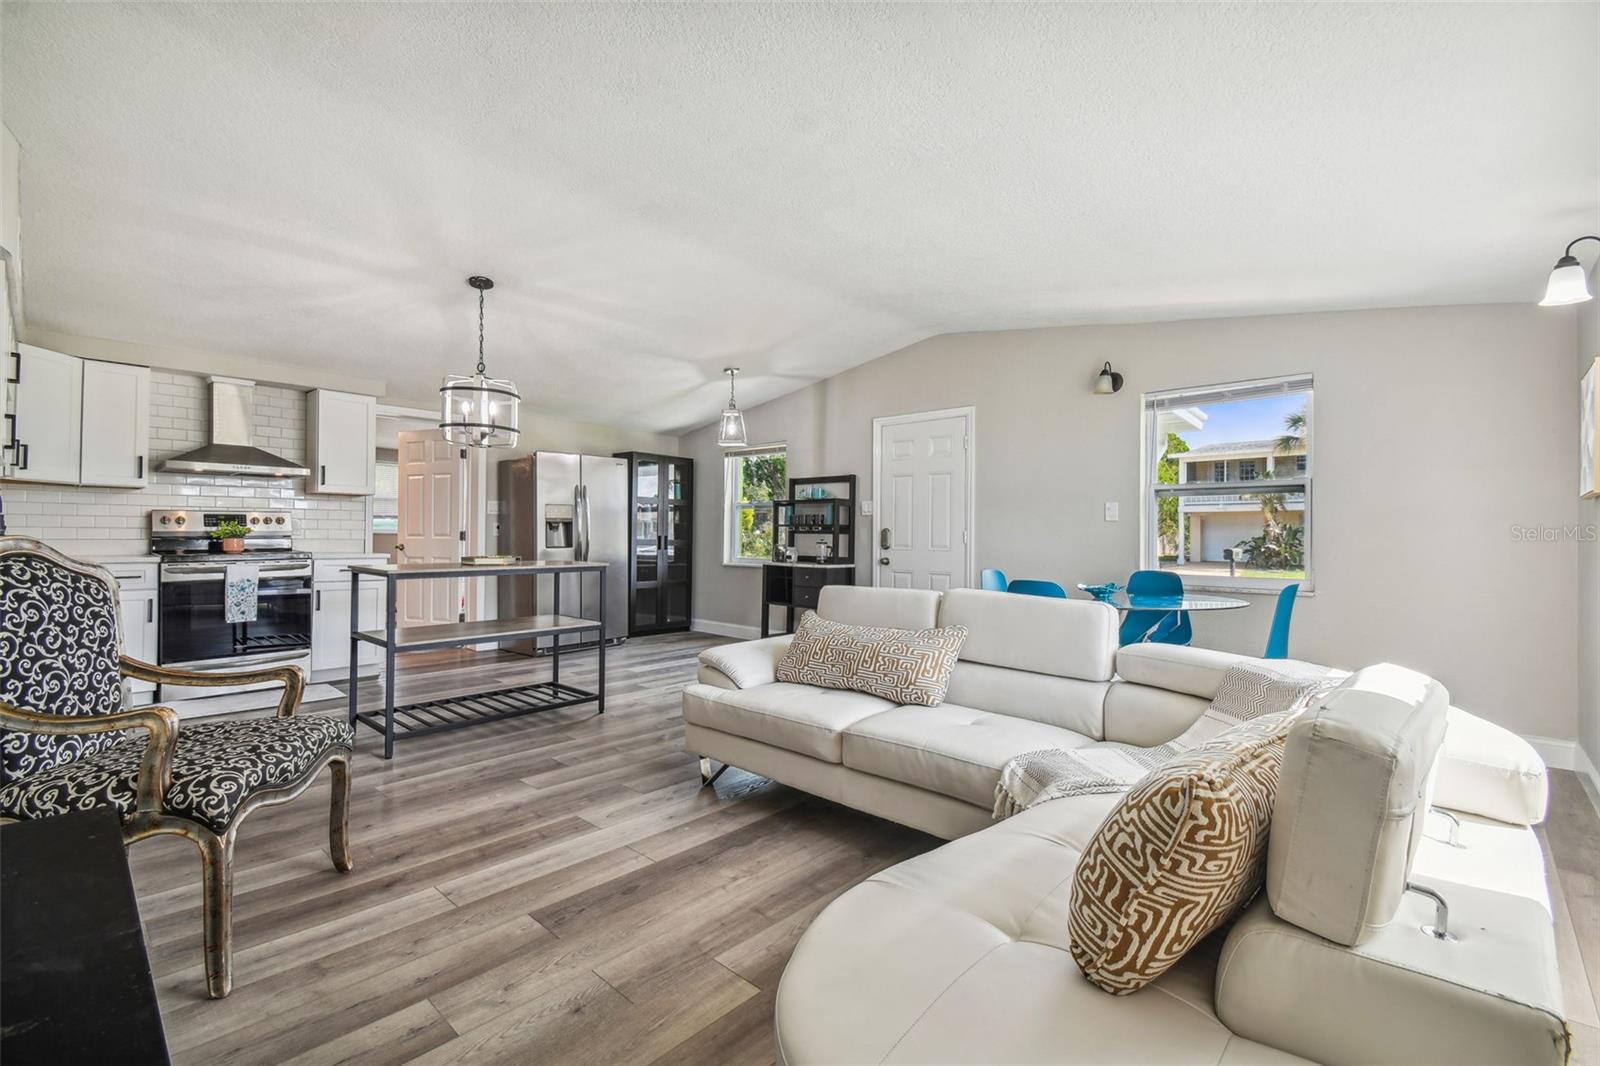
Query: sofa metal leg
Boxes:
[
  {"xmin": 199, "ymin": 830, "xmax": 237, "ymax": 998},
  {"xmin": 699, "ymin": 756, "xmax": 729, "ymax": 788},
  {"xmin": 1429, "ymin": 807, "xmax": 1464, "ymax": 848},
  {"xmin": 329, "ymin": 754, "xmax": 354, "ymax": 873},
  {"xmin": 1406, "ymin": 881, "xmax": 1457, "ymax": 942}
]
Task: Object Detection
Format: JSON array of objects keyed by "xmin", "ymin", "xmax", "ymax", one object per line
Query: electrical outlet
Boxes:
[{"xmin": 1104, "ymin": 502, "xmax": 1119, "ymax": 522}]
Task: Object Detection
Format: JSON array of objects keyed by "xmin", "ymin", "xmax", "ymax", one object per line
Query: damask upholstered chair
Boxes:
[{"xmin": 0, "ymin": 537, "xmax": 355, "ymax": 998}]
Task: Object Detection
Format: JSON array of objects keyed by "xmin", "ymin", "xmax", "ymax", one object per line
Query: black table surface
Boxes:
[{"xmin": 1, "ymin": 809, "xmax": 170, "ymax": 1066}]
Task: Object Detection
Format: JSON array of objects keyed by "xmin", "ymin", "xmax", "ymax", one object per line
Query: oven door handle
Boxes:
[{"xmin": 162, "ymin": 565, "xmax": 312, "ymax": 583}]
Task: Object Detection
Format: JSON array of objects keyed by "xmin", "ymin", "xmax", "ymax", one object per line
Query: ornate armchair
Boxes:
[{"xmin": 0, "ymin": 538, "xmax": 354, "ymax": 999}]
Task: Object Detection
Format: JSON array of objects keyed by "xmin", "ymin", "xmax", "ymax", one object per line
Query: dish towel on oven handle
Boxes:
[{"xmin": 224, "ymin": 562, "xmax": 260, "ymax": 624}]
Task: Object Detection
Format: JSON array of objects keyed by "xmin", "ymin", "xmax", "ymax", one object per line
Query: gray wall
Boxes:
[
  {"xmin": 1578, "ymin": 266, "xmax": 1600, "ymax": 772},
  {"xmin": 684, "ymin": 303, "xmax": 1581, "ymax": 742}
]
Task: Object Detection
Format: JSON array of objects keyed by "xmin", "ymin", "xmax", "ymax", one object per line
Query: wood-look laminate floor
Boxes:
[{"xmin": 126, "ymin": 632, "xmax": 1600, "ymax": 1066}]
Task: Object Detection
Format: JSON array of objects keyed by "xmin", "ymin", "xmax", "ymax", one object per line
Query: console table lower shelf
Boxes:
[{"xmin": 347, "ymin": 562, "xmax": 609, "ymax": 759}]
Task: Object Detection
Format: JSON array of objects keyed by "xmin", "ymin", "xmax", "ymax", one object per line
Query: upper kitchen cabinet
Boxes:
[
  {"xmin": 307, "ymin": 389, "xmax": 376, "ymax": 495},
  {"xmin": 6, "ymin": 345, "xmax": 150, "ymax": 487},
  {"xmin": 8, "ymin": 344, "xmax": 84, "ymax": 485},
  {"xmin": 80, "ymin": 359, "xmax": 152, "ymax": 487}
]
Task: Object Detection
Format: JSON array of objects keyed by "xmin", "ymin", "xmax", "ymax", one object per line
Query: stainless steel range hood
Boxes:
[{"xmin": 158, "ymin": 376, "xmax": 311, "ymax": 478}]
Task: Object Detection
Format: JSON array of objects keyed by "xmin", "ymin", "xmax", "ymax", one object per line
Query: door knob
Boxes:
[
  {"xmin": 879, "ymin": 556, "xmax": 890, "ymax": 565},
  {"xmin": 879, "ymin": 528, "xmax": 891, "ymax": 550}
]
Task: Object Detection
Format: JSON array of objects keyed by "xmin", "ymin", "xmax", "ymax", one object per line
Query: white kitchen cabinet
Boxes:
[
  {"xmin": 312, "ymin": 561, "xmax": 383, "ymax": 681},
  {"xmin": 107, "ymin": 562, "xmax": 160, "ymax": 701},
  {"xmin": 8, "ymin": 344, "xmax": 82, "ymax": 485},
  {"xmin": 307, "ymin": 389, "xmax": 377, "ymax": 495},
  {"xmin": 80, "ymin": 359, "xmax": 151, "ymax": 488}
]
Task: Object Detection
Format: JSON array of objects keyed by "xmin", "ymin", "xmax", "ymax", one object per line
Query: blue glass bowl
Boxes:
[{"xmin": 1081, "ymin": 582, "xmax": 1119, "ymax": 602}]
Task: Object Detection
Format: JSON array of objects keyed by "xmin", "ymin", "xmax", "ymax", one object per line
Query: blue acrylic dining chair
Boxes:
[
  {"xmin": 980, "ymin": 568, "xmax": 1009, "ymax": 591},
  {"xmin": 1119, "ymin": 569, "xmax": 1192, "ymax": 646},
  {"xmin": 1006, "ymin": 579, "xmax": 1067, "ymax": 598},
  {"xmin": 1263, "ymin": 583, "xmax": 1300, "ymax": 659}
]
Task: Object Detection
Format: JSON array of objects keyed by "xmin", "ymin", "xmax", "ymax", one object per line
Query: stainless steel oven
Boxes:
[{"xmin": 158, "ymin": 557, "xmax": 314, "ymax": 668}]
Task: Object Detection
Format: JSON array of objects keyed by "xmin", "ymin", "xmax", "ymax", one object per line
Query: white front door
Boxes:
[
  {"xmin": 874, "ymin": 408, "xmax": 973, "ymax": 591},
  {"xmin": 397, "ymin": 430, "xmax": 464, "ymax": 625}
]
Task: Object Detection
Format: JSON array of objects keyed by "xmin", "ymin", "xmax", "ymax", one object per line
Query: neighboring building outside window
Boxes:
[
  {"xmin": 1145, "ymin": 374, "xmax": 1312, "ymax": 592},
  {"xmin": 723, "ymin": 445, "xmax": 787, "ymax": 565}
]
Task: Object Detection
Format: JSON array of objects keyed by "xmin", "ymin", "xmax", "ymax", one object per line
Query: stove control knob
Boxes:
[
  {"xmin": 274, "ymin": 516, "xmax": 286, "ymax": 525},
  {"xmin": 159, "ymin": 515, "xmax": 171, "ymax": 526},
  {"xmin": 174, "ymin": 516, "xmax": 186, "ymax": 527},
  {"xmin": 249, "ymin": 516, "xmax": 260, "ymax": 526}
]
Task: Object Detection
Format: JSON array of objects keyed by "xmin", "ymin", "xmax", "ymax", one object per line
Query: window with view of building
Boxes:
[
  {"xmin": 723, "ymin": 445, "xmax": 787, "ymax": 564},
  {"xmin": 1145, "ymin": 374, "xmax": 1312, "ymax": 591}
]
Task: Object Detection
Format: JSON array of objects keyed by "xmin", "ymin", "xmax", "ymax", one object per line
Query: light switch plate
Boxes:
[
  {"xmin": 861, "ymin": 500, "xmax": 874, "ymax": 516},
  {"xmin": 1104, "ymin": 502, "xmax": 1119, "ymax": 522}
]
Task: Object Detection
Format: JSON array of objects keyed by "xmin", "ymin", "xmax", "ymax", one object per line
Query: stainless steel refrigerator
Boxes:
[{"xmin": 497, "ymin": 453, "xmax": 630, "ymax": 650}]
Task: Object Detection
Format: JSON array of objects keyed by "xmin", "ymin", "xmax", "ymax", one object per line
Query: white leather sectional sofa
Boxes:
[{"xmin": 681, "ymin": 586, "xmax": 1566, "ymax": 1065}]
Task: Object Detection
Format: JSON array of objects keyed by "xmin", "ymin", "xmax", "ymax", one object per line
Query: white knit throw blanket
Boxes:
[{"xmin": 993, "ymin": 660, "xmax": 1341, "ymax": 820}]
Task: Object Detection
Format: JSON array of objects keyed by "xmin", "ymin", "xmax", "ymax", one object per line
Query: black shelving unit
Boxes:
[
  {"xmin": 774, "ymin": 474, "xmax": 857, "ymax": 564},
  {"xmin": 616, "ymin": 451, "xmax": 694, "ymax": 636},
  {"xmin": 761, "ymin": 473, "xmax": 858, "ymax": 638}
]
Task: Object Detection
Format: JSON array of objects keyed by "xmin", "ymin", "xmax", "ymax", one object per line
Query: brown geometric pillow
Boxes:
[
  {"xmin": 1067, "ymin": 709, "xmax": 1298, "ymax": 994},
  {"xmin": 775, "ymin": 611, "xmax": 967, "ymax": 707}
]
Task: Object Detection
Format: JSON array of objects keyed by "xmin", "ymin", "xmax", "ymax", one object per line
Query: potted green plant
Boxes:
[{"xmin": 209, "ymin": 519, "xmax": 251, "ymax": 554}]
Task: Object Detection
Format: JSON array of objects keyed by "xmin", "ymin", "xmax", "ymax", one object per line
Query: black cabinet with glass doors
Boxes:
[{"xmin": 616, "ymin": 452, "xmax": 694, "ymax": 635}]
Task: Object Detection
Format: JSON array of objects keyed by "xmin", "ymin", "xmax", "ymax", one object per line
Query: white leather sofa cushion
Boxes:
[
  {"xmin": 1432, "ymin": 704, "xmax": 1549, "ymax": 825},
  {"xmin": 1114, "ymin": 643, "xmax": 1251, "ymax": 698},
  {"xmin": 1267, "ymin": 664, "xmax": 1448, "ymax": 946},
  {"xmin": 1101, "ymin": 682, "xmax": 1211, "ymax": 746},
  {"xmin": 696, "ymin": 634, "xmax": 792, "ymax": 690},
  {"xmin": 776, "ymin": 797, "xmax": 1307, "ymax": 1066},
  {"xmin": 1217, "ymin": 877, "xmax": 1567, "ymax": 1066},
  {"xmin": 681, "ymin": 682, "xmax": 893, "ymax": 763},
  {"xmin": 943, "ymin": 661, "xmax": 1109, "ymax": 736},
  {"xmin": 937, "ymin": 588, "xmax": 1117, "ymax": 681},
  {"xmin": 842, "ymin": 704, "xmax": 1095, "ymax": 808},
  {"xmin": 818, "ymin": 585, "xmax": 940, "ymax": 629}
]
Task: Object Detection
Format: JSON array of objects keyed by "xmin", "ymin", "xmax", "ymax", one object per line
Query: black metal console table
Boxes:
[{"xmin": 347, "ymin": 560, "xmax": 607, "ymax": 759}]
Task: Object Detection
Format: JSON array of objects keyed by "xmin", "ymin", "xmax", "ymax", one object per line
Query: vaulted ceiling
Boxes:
[{"xmin": 3, "ymin": 3, "xmax": 1595, "ymax": 432}]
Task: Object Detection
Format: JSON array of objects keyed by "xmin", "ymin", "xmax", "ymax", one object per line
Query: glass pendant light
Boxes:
[
  {"xmin": 717, "ymin": 367, "xmax": 748, "ymax": 447},
  {"xmin": 440, "ymin": 276, "xmax": 521, "ymax": 448},
  {"xmin": 1538, "ymin": 236, "xmax": 1598, "ymax": 307}
]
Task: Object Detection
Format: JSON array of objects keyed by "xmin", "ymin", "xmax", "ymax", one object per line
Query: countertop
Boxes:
[
  {"xmin": 762, "ymin": 561, "xmax": 855, "ymax": 569},
  {"xmin": 350, "ymin": 559, "xmax": 609, "ymax": 578}
]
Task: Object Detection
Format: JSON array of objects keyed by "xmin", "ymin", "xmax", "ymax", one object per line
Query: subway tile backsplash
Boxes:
[{"xmin": 2, "ymin": 371, "xmax": 369, "ymax": 555}]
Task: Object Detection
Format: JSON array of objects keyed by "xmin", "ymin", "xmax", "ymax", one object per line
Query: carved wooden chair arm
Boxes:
[
  {"xmin": 119, "ymin": 656, "xmax": 306, "ymax": 718},
  {"xmin": 0, "ymin": 702, "xmax": 181, "ymax": 813}
]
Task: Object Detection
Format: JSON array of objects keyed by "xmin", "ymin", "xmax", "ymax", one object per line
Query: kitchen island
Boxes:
[{"xmin": 347, "ymin": 560, "xmax": 608, "ymax": 759}]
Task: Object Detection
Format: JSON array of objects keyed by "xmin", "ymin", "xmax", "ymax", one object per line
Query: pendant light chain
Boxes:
[{"xmin": 477, "ymin": 286, "xmax": 487, "ymax": 376}]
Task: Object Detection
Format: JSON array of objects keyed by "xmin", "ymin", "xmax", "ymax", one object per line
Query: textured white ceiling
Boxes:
[{"xmin": 3, "ymin": 3, "xmax": 1596, "ymax": 433}]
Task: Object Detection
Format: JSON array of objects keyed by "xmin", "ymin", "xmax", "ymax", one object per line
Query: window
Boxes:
[
  {"xmin": 372, "ymin": 457, "xmax": 399, "ymax": 534},
  {"xmin": 1145, "ymin": 374, "xmax": 1313, "ymax": 592},
  {"xmin": 723, "ymin": 445, "xmax": 787, "ymax": 565}
]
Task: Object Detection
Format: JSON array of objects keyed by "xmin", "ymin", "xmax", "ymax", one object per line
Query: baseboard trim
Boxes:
[
  {"xmin": 1524, "ymin": 735, "xmax": 1600, "ymax": 817},
  {"xmin": 691, "ymin": 618, "xmax": 762, "ymax": 641}
]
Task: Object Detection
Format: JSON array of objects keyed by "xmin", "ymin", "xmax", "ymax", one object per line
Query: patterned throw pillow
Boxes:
[
  {"xmin": 1067, "ymin": 709, "xmax": 1298, "ymax": 995},
  {"xmin": 775, "ymin": 612, "xmax": 967, "ymax": 706}
]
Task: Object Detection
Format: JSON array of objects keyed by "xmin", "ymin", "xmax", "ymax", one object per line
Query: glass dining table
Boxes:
[{"xmin": 1076, "ymin": 584, "xmax": 1250, "ymax": 642}]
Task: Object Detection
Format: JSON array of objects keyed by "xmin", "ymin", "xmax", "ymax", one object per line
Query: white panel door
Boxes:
[
  {"xmin": 80, "ymin": 360, "xmax": 151, "ymax": 487},
  {"xmin": 875, "ymin": 411, "xmax": 971, "ymax": 591},
  {"xmin": 397, "ymin": 430, "xmax": 463, "ymax": 625},
  {"xmin": 10, "ymin": 344, "xmax": 82, "ymax": 485}
]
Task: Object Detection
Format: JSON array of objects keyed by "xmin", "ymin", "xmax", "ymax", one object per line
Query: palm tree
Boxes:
[{"xmin": 1275, "ymin": 409, "xmax": 1307, "ymax": 457}]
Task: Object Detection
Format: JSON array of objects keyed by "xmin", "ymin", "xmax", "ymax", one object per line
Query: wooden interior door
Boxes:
[
  {"xmin": 874, "ymin": 410, "xmax": 972, "ymax": 591},
  {"xmin": 397, "ymin": 430, "xmax": 463, "ymax": 625}
]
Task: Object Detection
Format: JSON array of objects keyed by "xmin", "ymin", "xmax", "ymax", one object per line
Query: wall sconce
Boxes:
[
  {"xmin": 1094, "ymin": 362, "xmax": 1124, "ymax": 395},
  {"xmin": 1538, "ymin": 235, "xmax": 1598, "ymax": 306}
]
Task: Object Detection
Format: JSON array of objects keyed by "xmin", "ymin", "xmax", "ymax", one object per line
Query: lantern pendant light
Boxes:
[
  {"xmin": 440, "ymin": 276, "xmax": 521, "ymax": 448},
  {"xmin": 717, "ymin": 367, "xmax": 748, "ymax": 447},
  {"xmin": 1538, "ymin": 236, "xmax": 1598, "ymax": 307}
]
